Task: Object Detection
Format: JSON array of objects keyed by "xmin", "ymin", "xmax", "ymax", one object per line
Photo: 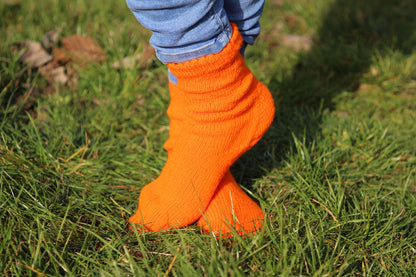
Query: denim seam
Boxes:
[{"xmin": 212, "ymin": 2, "xmax": 225, "ymax": 33}]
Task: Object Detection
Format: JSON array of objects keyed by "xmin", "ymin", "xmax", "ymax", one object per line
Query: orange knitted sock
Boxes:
[
  {"xmin": 161, "ymin": 79, "xmax": 265, "ymax": 236},
  {"xmin": 163, "ymin": 80, "xmax": 185, "ymax": 153},
  {"xmin": 129, "ymin": 24, "xmax": 274, "ymax": 231},
  {"xmin": 197, "ymin": 171, "xmax": 264, "ymax": 237}
]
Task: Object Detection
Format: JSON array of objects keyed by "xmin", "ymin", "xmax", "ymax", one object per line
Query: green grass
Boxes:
[{"xmin": 1, "ymin": 0, "xmax": 416, "ymax": 275}]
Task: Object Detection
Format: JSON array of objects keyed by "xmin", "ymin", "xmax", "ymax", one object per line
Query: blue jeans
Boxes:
[{"xmin": 126, "ymin": 0, "xmax": 264, "ymax": 64}]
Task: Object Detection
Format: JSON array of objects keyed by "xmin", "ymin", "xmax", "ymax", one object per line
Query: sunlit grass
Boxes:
[{"xmin": 1, "ymin": 0, "xmax": 415, "ymax": 275}]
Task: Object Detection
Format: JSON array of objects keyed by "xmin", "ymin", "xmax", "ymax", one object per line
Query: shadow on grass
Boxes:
[{"xmin": 233, "ymin": 0, "xmax": 416, "ymax": 185}]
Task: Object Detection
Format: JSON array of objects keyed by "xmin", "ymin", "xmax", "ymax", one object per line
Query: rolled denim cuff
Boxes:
[{"xmin": 157, "ymin": 23, "xmax": 232, "ymax": 64}]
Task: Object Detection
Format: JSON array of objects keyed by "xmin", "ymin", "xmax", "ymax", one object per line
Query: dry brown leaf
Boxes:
[
  {"xmin": 16, "ymin": 40, "xmax": 53, "ymax": 68},
  {"xmin": 280, "ymin": 34, "xmax": 313, "ymax": 52},
  {"xmin": 39, "ymin": 63, "xmax": 68, "ymax": 85},
  {"xmin": 42, "ymin": 28, "xmax": 62, "ymax": 50},
  {"xmin": 61, "ymin": 35, "xmax": 105, "ymax": 66},
  {"xmin": 112, "ymin": 43, "xmax": 154, "ymax": 70},
  {"xmin": 52, "ymin": 46, "xmax": 72, "ymax": 64}
]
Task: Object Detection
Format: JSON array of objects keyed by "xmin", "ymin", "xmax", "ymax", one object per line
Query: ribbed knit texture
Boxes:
[
  {"xmin": 159, "ymin": 80, "xmax": 265, "ymax": 236},
  {"xmin": 197, "ymin": 171, "xmax": 264, "ymax": 237},
  {"xmin": 129, "ymin": 24, "xmax": 275, "ymax": 231}
]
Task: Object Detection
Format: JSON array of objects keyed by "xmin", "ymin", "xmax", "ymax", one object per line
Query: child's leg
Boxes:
[
  {"xmin": 196, "ymin": 0, "xmax": 268, "ymax": 236},
  {"xmin": 126, "ymin": 0, "xmax": 232, "ymax": 64},
  {"xmin": 126, "ymin": 0, "xmax": 274, "ymax": 233},
  {"xmin": 223, "ymin": 0, "xmax": 265, "ymax": 46}
]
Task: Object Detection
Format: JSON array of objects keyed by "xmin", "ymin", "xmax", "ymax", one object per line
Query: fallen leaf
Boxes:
[
  {"xmin": 39, "ymin": 63, "xmax": 68, "ymax": 85},
  {"xmin": 42, "ymin": 28, "xmax": 62, "ymax": 50},
  {"xmin": 52, "ymin": 46, "xmax": 71, "ymax": 65},
  {"xmin": 61, "ymin": 35, "xmax": 105, "ymax": 66},
  {"xmin": 112, "ymin": 43, "xmax": 154, "ymax": 70},
  {"xmin": 50, "ymin": 46, "xmax": 79, "ymax": 87},
  {"xmin": 280, "ymin": 34, "xmax": 313, "ymax": 52},
  {"xmin": 16, "ymin": 40, "xmax": 53, "ymax": 68}
]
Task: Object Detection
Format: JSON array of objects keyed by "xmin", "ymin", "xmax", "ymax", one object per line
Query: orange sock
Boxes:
[
  {"xmin": 162, "ymin": 79, "xmax": 265, "ymax": 236},
  {"xmin": 129, "ymin": 24, "xmax": 275, "ymax": 231},
  {"xmin": 197, "ymin": 171, "xmax": 264, "ymax": 237},
  {"xmin": 163, "ymin": 81, "xmax": 185, "ymax": 153}
]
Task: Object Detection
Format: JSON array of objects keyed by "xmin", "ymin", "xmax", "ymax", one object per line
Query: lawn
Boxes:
[{"xmin": 1, "ymin": 0, "xmax": 415, "ymax": 275}]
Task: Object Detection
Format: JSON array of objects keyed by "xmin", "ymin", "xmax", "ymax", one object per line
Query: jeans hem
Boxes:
[{"xmin": 157, "ymin": 23, "xmax": 232, "ymax": 64}]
